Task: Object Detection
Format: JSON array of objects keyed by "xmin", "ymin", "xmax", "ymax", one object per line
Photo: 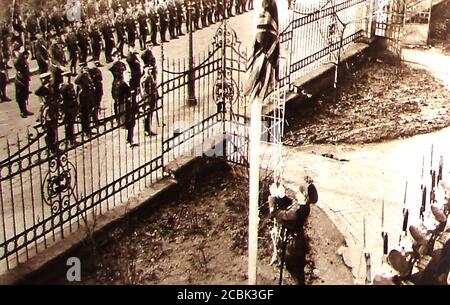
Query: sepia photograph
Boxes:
[{"xmin": 0, "ymin": 0, "xmax": 448, "ymax": 290}]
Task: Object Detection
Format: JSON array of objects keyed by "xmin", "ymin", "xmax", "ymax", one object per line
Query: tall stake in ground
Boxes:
[{"xmin": 248, "ymin": 97, "xmax": 262, "ymax": 285}]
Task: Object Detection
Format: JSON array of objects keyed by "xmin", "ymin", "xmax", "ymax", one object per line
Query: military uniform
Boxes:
[
  {"xmin": 207, "ymin": 0, "xmax": 216, "ymax": 25},
  {"xmin": 141, "ymin": 47, "xmax": 157, "ymax": 79},
  {"xmin": 193, "ymin": 0, "xmax": 201, "ymax": 30},
  {"xmin": 35, "ymin": 73, "xmax": 59, "ymax": 153},
  {"xmin": 14, "ymin": 50, "xmax": 33, "ymax": 118},
  {"xmin": 38, "ymin": 12, "xmax": 49, "ymax": 40},
  {"xmin": 77, "ymin": 24, "xmax": 90, "ymax": 65},
  {"xmin": 90, "ymin": 24, "xmax": 103, "ymax": 64},
  {"xmin": 127, "ymin": 51, "xmax": 142, "ymax": 134},
  {"xmin": 88, "ymin": 66, "xmax": 103, "ymax": 123},
  {"xmin": 60, "ymin": 75, "xmax": 79, "ymax": 145},
  {"xmin": 50, "ymin": 9, "xmax": 64, "ymax": 37},
  {"xmin": 184, "ymin": 0, "xmax": 192, "ymax": 33},
  {"xmin": 102, "ymin": 20, "xmax": 116, "ymax": 63},
  {"xmin": 125, "ymin": 83, "xmax": 139, "ymax": 146},
  {"xmin": 75, "ymin": 68, "xmax": 96, "ymax": 136},
  {"xmin": 25, "ymin": 14, "xmax": 39, "ymax": 60},
  {"xmin": 126, "ymin": 15, "xmax": 137, "ymax": 48},
  {"xmin": 158, "ymin": 3, "xmax": 169, "ymax": 42},
  {"xmin": 175, "ymin": 0, "xmax": 185, "ymax": 36},
  {"xmin": 269, "ymin": 181, "xmax": 318, "ymax": 285},
  {"xmin": 148, "ymin": 6, "xmax": 160, "ymax": 46},
  {"xmin": 168, "ymin": 1, "xmax": 178, "ymax": 39},
  {"xmin": 36, "ymin": 37, "xmax": 49, "ymax": 74},
  {"xmin": 141, "ymin": 70, "xmax": 159, "ymax": 136},
  {"xmin": 226, "ymin": 0, "xmax": 234, "ymax": 18},
  {"xmin": 65, "ymin": 31, "xmax": 79, "ymax": 75},
  {"xmin": 12, "ymin": 14, "xmax": 25, "ymax": 46},
  {"xmin": 138, "ymin": 12, "xmax": 149, "ymax": 50},
  {"xmin": 201, "ymin": 0, "xmax": 209, "ymax": 28},
  {"xmin": 214, "ymin": 0, "xmax": 223, "ymax": 21},
  {"xmin": 114, "ymin": 16, "xmax": 126, "ymax": 58},
  {"xmin": 50, "ymin": 39, "xmax": 67, "ymax": 67},
  {"xmin": 49, "ymin": 64, "xmax": 64, "ymax": 93},
  {"xmin": 109, "ymin": 59, "xmax": 127, "ymax": 124}
]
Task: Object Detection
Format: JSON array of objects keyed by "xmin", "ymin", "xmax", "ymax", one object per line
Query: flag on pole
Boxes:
[{"xmin": 244, "ymin": 0, "xmax": 280, "ymax": 101}]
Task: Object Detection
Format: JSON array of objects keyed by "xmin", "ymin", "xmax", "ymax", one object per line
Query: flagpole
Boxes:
[{"xmin": 248, "ymin": 96, "xmax": 262, "ymax": 285}]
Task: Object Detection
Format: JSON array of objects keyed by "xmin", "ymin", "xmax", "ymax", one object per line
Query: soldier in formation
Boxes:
[
  {"xmin": 60, "ymin": 71, "xmax": 79, "ymax": 146},
  {"xmin": 75, "ymin": 65, "xmax": 96, "ymax": 137},
  {"xmin": 13, "ymin": 46, "xmax": 33, "ymax": 118},
  {"xmin": 35, "ymin": 72, "xmax": 59, "ymax": 153},
  {"xmin": 109, "ymin": 55, "xmax": 128, "ymax": 125}
]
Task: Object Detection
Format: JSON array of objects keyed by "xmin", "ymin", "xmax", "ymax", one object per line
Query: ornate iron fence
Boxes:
[
  {"xmin": 278, "ymin": 0, "xmax": 370, "ymax": 90},
  {"xmin": 0, "ymin": 0, "xmax": 376, "ymax": 275}
]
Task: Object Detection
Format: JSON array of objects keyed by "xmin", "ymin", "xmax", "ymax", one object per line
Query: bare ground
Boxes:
[
  {"xmin": 284, "ymin": 60, "xmax": 450, "ymax": 146},
  {"xmin": 72, "ymin": 166, "xmax": 352, "ymax": 285}
]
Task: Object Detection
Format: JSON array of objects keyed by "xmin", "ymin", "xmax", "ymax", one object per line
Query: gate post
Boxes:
[
  {"xmin": 187, "ymin": 0, "xmax": 198, "ymax": 106},
  {"xmin": 160, "ymin": 42, "xmax": 166, "ymax": 170}
]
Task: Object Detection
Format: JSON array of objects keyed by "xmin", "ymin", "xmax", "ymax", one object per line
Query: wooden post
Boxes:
[{"xmin": 248, "ymin": 98, "xmax": 262, "ymax": 285}]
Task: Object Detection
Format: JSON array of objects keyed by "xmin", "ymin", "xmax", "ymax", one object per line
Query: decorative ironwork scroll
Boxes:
[
  {"xmin": 212, "ymin": 22, "xmax": 247, "ymax": 110},
  {"xmin": 42, "ymin": 152, "xmax": 78, "ymax": 214}
]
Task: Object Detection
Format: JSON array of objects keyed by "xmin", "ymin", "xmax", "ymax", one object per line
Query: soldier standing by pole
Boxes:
[{"xmin": 269, "ymin": 180, "xmax": 318, "ymax": 285}]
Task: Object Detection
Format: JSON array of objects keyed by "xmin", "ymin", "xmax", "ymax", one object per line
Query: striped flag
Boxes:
[{"xmin": 245, "ymin": 0, "xmax": 280, "ymax": 101}]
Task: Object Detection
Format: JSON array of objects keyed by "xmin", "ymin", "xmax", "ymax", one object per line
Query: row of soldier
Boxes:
[
  {"xmin": 0, "ymin": 0, "xmax": 254, "ymax": 117},
  {"xmin": 22, "ymin": 44, "xmax": 160, "ymax": 153}
]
